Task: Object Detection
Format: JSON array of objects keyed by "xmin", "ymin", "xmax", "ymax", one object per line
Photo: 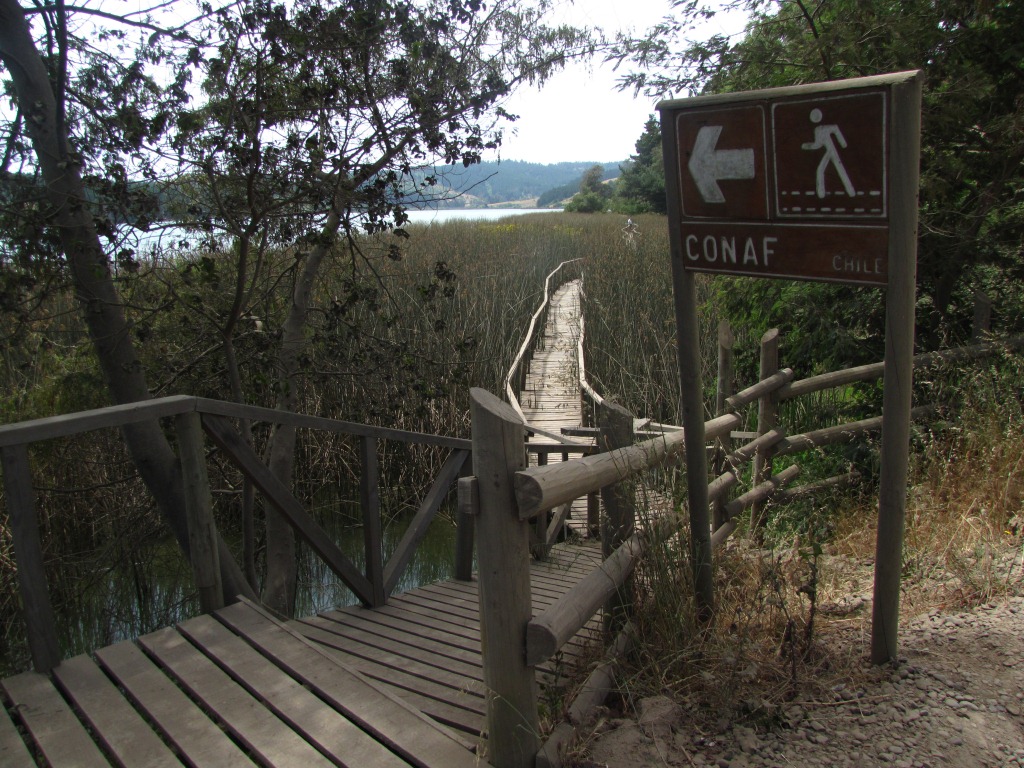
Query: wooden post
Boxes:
[
  {"xmin": 972, "ymin": 290, "xmax": 992, "ymax": 342},
  {"xmin": 598, "ymin": 401, "xmax": 636, "ymax": 636},
  {"xmin": 360, "ymin": 436, "xmax": 386, "ymax": 607},
  {"xmin": 662, "ymin": 109, "xmax": 714, "ymax": 620},
  {"xmin": 470, "ymin": 388, "xmax": 539, "ymax": 767},
  {"xmin": 750, "ymin": 329, "xmax": 780, "ymax": 538},
  {"xmin": 454, "ymin": 465, "xmax": 476, "ymax": 582},
  {"xmin": 1, "ymin": 443, "xmax": 60, "ymax": 672},
  {"xmin": 533, "ymin": 452, "xmax": 549, "ymax": 560},
  {"xmin": 174, "ymin": 412, "xmax": 224, "ymax": 615},
  {"xmin": 872, "ymin": 72, "xmax": 922, "ymax": 664},
  {"xmin": 713, "ymin": 320, "xmax": 735, "ymax": 531}
]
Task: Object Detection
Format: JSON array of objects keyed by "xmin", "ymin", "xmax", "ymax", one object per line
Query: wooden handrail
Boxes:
[
  {"xmin": 526, "ymin": 535, "xmax": 642, "ymax": 666},
  {"xmin": 514, "ymin": 412, "xmax": 742, "ymax": 520},
  {"xmin": 0, "ymin": 395, "xmax": 196, "ymax": 447},
  {"xmin": 577, "ymin": 312, "xmax": 604, "ymax": 410},
  {"xmin": 776, "ymin": 334, "xmax": 1024, "ymax": 401},
  {"xmin": 0, "ymin": 394, "xmax": 471, "ymax": 450},
  {"xmin": 724, "ymin": 368, "xmax": 794, "ymax": 412},
  {"xmin": 710, "ymin": 464, "xmax": 802, "ymax": 549},
  {"xmin": 775, "ymin": 406, "xmax": 933, "ymax": 456}
]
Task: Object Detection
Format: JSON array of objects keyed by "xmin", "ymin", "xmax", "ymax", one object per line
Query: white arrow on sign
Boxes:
[{"xmin": 688, "ymin": 125, "xmax": 756, "ymax": 204}]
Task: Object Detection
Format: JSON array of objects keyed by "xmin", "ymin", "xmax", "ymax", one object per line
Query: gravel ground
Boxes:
[{"xmin": 577, "ymin": 556, "xmax": 1024, "ymax": 768}]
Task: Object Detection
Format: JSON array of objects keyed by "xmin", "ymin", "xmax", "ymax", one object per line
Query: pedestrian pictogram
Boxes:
[
  {"xmin": 801, "ymin": 108, "xmax": 855, "ymax": 199},
  {"xmin": 773, "ymin": 91, "xmax": 886, "ymax": 220}
]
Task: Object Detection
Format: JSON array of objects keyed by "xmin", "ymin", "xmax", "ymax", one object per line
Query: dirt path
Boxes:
[{"xmin": 577, "ymin": 552, "xmax": 1024, "ymax": 768}]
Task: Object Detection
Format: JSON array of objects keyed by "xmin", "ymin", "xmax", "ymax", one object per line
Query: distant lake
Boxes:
[
  {"xmin": 404, "ymin": 208, "xmax": 551, "ymax": 225},
  {"xmin": 128, "ymin": 209, "xmax": 556, "ymax": 254}
]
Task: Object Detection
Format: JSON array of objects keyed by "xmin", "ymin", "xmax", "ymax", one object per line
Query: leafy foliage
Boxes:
[
  {"xmin": 610, "ymin": 116, "xmax": 667, "ymax": 214},
  {"xmin": 564, "ymin": 164, "xmax": 612, "ymax": 212},
  {"xmin": 0, "ymin": 0, "xmax": 593, "ymax": 615},
  {"xmin": 611, "ymin": 0, "xmax": 1024, "ymax": 368}
]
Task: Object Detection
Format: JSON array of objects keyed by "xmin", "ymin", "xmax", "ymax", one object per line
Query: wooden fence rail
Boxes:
[
  {"xmin": 475, "ymin": 322, "xmax": 1024, "ymax": 768},
  {"xmin": 0, "ymin": 396, "xmax": 471, "ymax": 673}
]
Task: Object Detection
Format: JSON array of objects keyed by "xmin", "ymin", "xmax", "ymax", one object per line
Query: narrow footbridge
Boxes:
[
  {"xmin": 2, "ymin": 261, "xmax": 1017, "ymax": 768},
  {"xmin": 0, "ymin": 389, "xmax": 606, "ymax": 766}
]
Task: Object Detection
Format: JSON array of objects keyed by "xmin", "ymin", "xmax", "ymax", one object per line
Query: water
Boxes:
[
  {"xmin": 0, "ymin": 504, "xmax": 459, "ymax": 675},
  {"xmin": 126, "ymin": 209, "xmax": 554, "ymax": 254},
  {"xmin": 403, "ymin": 208, "xmax": 551, "ymax": 225}
]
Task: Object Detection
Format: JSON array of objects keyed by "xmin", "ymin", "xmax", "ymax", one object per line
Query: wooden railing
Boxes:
[
  {"xmin": 0, "ymin": 395, "xmax": 471, "ymax": 673},
  {"xmin": 470, "ymin": 321, "xmax": 1024, "ymax": 768}
]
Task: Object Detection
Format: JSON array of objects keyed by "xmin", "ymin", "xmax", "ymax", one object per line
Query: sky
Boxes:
[{"xmin": 497, "ymin": 0, "xmax": 750, "ymax": 165}]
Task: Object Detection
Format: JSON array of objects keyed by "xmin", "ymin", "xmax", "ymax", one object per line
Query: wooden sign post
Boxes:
[{"xmin": 658, "ymin": 71, "xmax": 922, "ymax": 660}]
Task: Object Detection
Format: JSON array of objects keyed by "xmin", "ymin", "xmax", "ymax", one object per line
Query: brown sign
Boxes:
[{"xmin": 665, "ymin": 86, "xmax": 891, "ymax": 285}]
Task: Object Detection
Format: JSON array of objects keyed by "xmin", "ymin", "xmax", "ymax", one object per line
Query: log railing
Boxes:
[
  {"xmin": 0, "ymin": 395, "xmax": 471, "ymax": 673},
  {"xmin": 474, "ymin": 317, "xmax": 1024, "ymax": 768}
]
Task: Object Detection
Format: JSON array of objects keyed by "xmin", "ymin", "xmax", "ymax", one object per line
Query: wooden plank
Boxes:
[
  {"xmin": 217, "ymin": 600, "xmax": 482, "ymax": 768},
  {"xmin": 310, "ymin": 613, "xmax": 483, "ymax": 670},
  {"xmin": 296, "ymin": 624, "xmax": 486, "ymax": 737},
  {"xmin": 140, "ymin": 625, "xmax": 334, "ymax": 767},
  {"xmin": 319, "ymin": 606, "xmax": 478, "ymax": 655},
  {"xmin": 201, "ymin": 414, "xmax": 374, "ymax": 605},
  {"xmin": 296, "ymin": 618, "xmax": 486, "ymax": 695},
  {"xmin": 96, "ymin": 640, "xmax": 258, "ymax": 767},
  {"xmin": 1, "ymin": 671, "xmax": 108, "ymax": 767},
  {"xmin": 0, "ymin": 699, "xmax": 38, "ymax": 767},
  {"xmin": 176, "ymin": 614, "xmax": 409, "ymax": 768},
  {"xmin": 331, "ymin": 603, "xmax": 482, "ymax": 648},
  {"xmin": 53, "ymin": 654, "xmax": 180, "ymax": 768}
]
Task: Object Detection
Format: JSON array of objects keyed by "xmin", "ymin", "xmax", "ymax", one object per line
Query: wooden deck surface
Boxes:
[
  {"xmin": 519, "ymin": 279, "xmax": 595, "ymax": 534},
  {"xmin": 0, "ymin": 544, "xmax": 602, "ymax": 767},
  {"xmin": 0, "ymin": 276, "xmax": 608, "ymax": 767}
]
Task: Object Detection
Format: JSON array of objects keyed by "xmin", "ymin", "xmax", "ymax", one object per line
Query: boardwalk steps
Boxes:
[{"xmin": 0, "ymin": 544, "xmax": 601, "ymax": 767}]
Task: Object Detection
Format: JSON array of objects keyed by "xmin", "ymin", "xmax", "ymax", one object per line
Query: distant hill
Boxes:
[{"xmin": 410, "ymin": 160, "xmax": 622, "ymax": 209}]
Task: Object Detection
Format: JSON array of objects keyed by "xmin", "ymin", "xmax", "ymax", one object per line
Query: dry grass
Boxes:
[{"xmin": 601, "ymin": 355, "xmax": 1024, "ymax": 731}]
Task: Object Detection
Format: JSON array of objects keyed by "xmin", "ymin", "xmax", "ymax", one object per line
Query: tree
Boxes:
[
  {"xmin": 564, "ymin": 164, "xmax": 611, "ymax": 213},
  {"xmin": 611, "ymin": 0, "xmax": 1024, "ymax": 363},
  {"xmin": 0, "ymin": 0, "xmax": 591, "ymax": 615},
  {"xmin": 611, "ymin": 116, "xmax": 666, "ymax": 214}
]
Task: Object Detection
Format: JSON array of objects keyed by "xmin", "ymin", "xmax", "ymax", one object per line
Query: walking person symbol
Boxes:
[{"xmin": 801, "ymin": 108, "xmax": 856, "ymax": 198}]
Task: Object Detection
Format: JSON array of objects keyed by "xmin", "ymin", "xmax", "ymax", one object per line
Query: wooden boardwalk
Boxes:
[
  {"xmin": 519, "ymin": 279, "xmax": 584, "ymax": 437},
  {"xmin": 0, "ymin": 274, "xmax": 609, "ymax": 767},
  {"xmin": 0, "ymin": 544, "xmax": 601, "ymax": 767},
  {"xmin": 519, "ymin": 279, "xmax": 595, "ymax": 535}
]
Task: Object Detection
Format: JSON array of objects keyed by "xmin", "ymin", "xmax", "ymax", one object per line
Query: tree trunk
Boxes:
[
  {"xmin": 261, "ymin": 226, "xmax": 334, "ymax": 616},
  {"xmin": 0, "ymin": 0, "xmax": 254, "ymax": 605}
]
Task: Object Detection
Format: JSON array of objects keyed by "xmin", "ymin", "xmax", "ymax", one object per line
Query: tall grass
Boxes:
[
  {"xmin": 0, "ymin": 212, "xmax": 633, "ymax": 671},
  {"xmin": 578, "ymin": 213, "xmax": 720, "ymax": 425}
]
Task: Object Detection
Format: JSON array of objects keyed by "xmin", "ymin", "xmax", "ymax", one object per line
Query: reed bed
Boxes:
[
  {"xmin": 577, "ymin": 213, "xmax": 720, "ymax": 426},
  {"xmin": 0, "ymin": 211, "xmax": 646, "ymax": 671}
]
